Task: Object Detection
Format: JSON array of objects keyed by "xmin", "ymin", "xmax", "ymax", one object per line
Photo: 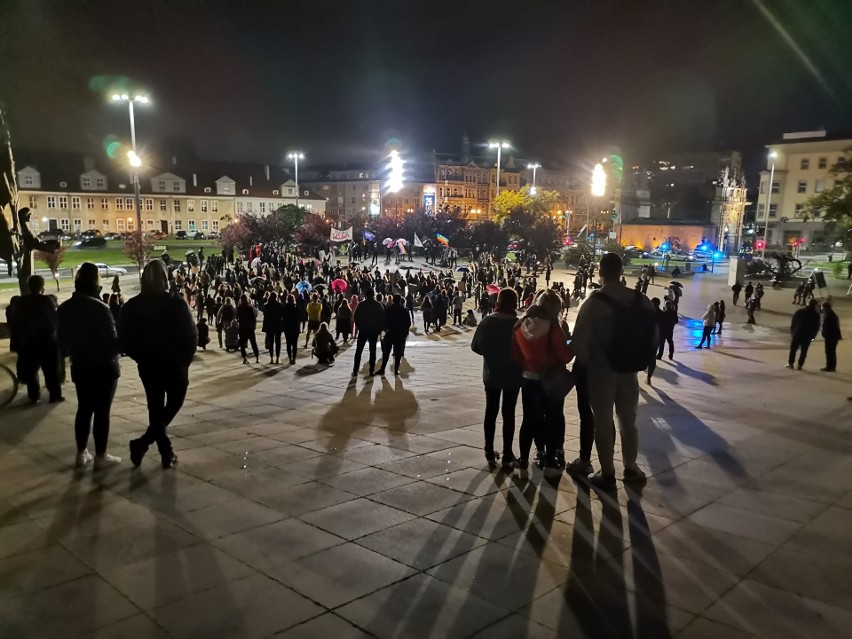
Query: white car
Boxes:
[{"xmin": 81, "ymin": 263, "xmax": 128, "ymax": 277}]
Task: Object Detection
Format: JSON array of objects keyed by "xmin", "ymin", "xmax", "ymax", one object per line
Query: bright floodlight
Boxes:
[
  {"xmin": 489, "ymin": 141, "xmax": 510, "ymax": 149},
  {"xmin": 288, "ymin": 152, "xmax": 305, "ymax": 160},
  {"xmin": 768, "ymin": 151, "xmax": 778, "ymax": 159},
  {"xmin": 134, "ymin": 96, "xmax": 150, "ymax": 104},
  {"xmin": 111, "ymin": 94, "xmax": 122, "ymax": 101},
  {"xmin": 127, "ymin": 151, "xmax": 142, "ymax": 167},
  {"xmin": 387, "ymin": 149, "xmax": 404, "ymax": 193},
  {"xmin": 591, "ymin": 162, "xmax": 607, "ymax": 197}
]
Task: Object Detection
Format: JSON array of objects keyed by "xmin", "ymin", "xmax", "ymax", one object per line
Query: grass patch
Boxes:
[{"xmin": 38, "ymin": 240, "xmax": 219, "ymax": 268}]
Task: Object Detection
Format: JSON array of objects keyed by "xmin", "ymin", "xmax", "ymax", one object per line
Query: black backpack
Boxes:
[{"xmin": 594, "ymin": 290, "xmax": 657, "ymax": 373}]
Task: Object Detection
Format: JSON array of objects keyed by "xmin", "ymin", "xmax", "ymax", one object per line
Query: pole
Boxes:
[
  {"xmin": 760, "ymin": 159, "xmax": 775, "ymax": 258},
  {"xmin": 294, "ymin": 155, "xmax": 300, "ymax": 210},
  {"xmin": 128, "ymin": 101, "xmax": 142, "ymax": 232},
  {"xmin": 495, "ymin": 146, "xmax": 502, "ymax": 197}
]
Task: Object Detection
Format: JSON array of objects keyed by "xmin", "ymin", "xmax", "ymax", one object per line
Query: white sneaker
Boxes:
[
  {"xmin": 93, "ymin": 453, "xmax": 122, "ymax": 469},
  {"xmin": 75, "ymin": 449, "xmax": 93, "ymax": 468}
]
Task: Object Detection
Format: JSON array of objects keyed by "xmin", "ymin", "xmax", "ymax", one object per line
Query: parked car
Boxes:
[
  {"xmin": 80, "ymin": 263, "xmax": 128, "ymax": 277},
  {"xmin": 70, "ymin": 237, "xmax": 107, "ymax": 249},
  {"xmin": 147, "ymin": 230, "xmax": 167, "ymax": 240},
  {"xmin": 37, "ymin": 230, "xmax": 62, "ymax": 241},
  {"xmin": 103, "ymin": 232, "xmax": 125, "ymax": 241},
  {"xmin": 175, "ymin": 231, "xmax": 188, "ymax": 240},
  {"xmin": 206, "ymin": 231, "xmax": 219, "ymax": 239},
  {"xmin": 80, "ymin": 229, "xmax": 103, "ymax": 239},
  {"xmin": 192, "ymin": 231, "xmax": 205, "ymax": 240}
]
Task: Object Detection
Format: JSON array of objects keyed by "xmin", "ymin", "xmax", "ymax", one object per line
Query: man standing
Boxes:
[
  {"xmin": 376, "ymin": 294, "xmax": 412, "ymax": 376},
  {"xmin": 820, "ymin": 301, "xmax": 841, "ymax": 372},
  {"xmin": 731, "ymin": 280, "xmax": 742, "ymax": 306},
  {"xmin": 11, "ymin": 275, "xmax": 63, "ymax": 404},
  {"xmin": 120, "ymin": 260, "xmax": 197, "ymax": 469},
  {"xmin": 572, "ymin": 253, "xmax": 657, "ymax": 488},
  {"xmin": 744, "ymin": 281, "xmax": 754, "ymax": 304},
  {"xmin": 787, "ymin": 299, "xmax": 820, "ymax": 370},
  {"xmin": 57, "ymin": 263, "xmax": 121, "ymax": 468},
  {"xmin": 656, "ymin": 299, "xmax": 678, "ymax": 360},
  {"xmin": 352, "ymin": 288, "xmax": 384, "ymax": 376}
]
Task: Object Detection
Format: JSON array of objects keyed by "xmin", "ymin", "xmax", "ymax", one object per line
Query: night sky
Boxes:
[{"xmin": 2, "ymin": 0, "xmax": 852, "ymax": 176}]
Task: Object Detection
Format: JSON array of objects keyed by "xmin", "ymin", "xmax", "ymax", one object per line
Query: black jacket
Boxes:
[
  {"xmin": 282, "ymin": 303, "xmax": 301, "ymax": 333},
  {"xmin": 12, "ymin": 293, "xmax": 59, "ymax": 352},
  {"xmin": 822, "ymin": 308, "xmax": 842, "ymax": 341},
  {"xmin": 119, "ymin": 292, "xmax": 197, "ymax": 368},
  {"xmin": 354, "ymin": 298, "xmax": 385, "ymax": 334},
  {"xmin": 384, "ymin": 304, "xmax": 412, "ymax": 339},
  {"xmin": 790, "ymin": 307, "xmax": 820, "ymax": 341},
  {"xmin": 58, "ymin": 292, "xmax": 120, "ymax": 378},
  {"xmin": 657, "ymin": 308, "xmax": 678, "ymax": 336},
  {"xmin": 471, "ymin": 311, "xmax": 522, "ymax": 389},
  {"xmin": 236, "ymin": 303, "xmax": 257, "ymax": 331},
  {"xmin": 262, "ymin": 299, "xmax": 284, "ymax": 333}
]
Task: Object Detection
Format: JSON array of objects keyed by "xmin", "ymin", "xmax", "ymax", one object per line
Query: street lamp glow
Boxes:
[
  {"xmin": 527, "ymin": 162, "xmax": 541, "ymax": 195},
  {"xmin": 387, "ymin": 149, "xmax": 404, "ymax": 194},
  {"xmin": 288, "ymin": 152, "xmax": 305, "ymax": 209},
  {"xmin": 127, "ymin": 150, "xmax": 142, "ymax": 167},
  {"xmin": 591, "ymin": 163, "xmax": 607, "ymax": 197},
  {"xmin": 110, "ymin": 92, "xmax": 150, "ymax": 232},
  {"xmin": 488, "ymin": 141, "xmax": 511, "ymax": 197},
  {"xmin": 760, "ymin": 150, "xmax": 777, "ymax": 258}
]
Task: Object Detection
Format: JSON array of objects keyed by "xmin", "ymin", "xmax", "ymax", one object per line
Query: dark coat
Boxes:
[
  {"xmin": 12, "ymin": 293, "xmax": 59, "ymax": 352},
  {"xmin": 790, "ymin": 307, "xmax": 820, "ymax": 341},
  {"xmin": 822, "ymin": 308, "xmax": 842, "ymax": 341},
  {"xmin": 58, "ymin": 292, "xmax": 120, "ymax": 379},
  {"xmin": 354, "ymin": 298, "xmax": 385, "ymax": 334},
  {"xmin": 262, "ymin": 299, "xmax": 284, "ymax": 333},
  {"xmin": 119, "ymin": 292, "xmax": 197, "ymax": 369},
  {"xmin": 471, "ymin": 311, "xmax": 523, "ymax": 389},
  {"xmin": 282, "ymin": 303, "xmax": 301, "ymax": 334},
  {"xmin": 384, "ymin": 303, "xmax": 412, "ymax": 339}
]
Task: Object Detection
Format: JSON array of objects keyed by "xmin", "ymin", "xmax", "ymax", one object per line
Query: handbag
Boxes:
[{"xmin": 541, "ymin": 366, "xmax": 575, "ymax": 400}]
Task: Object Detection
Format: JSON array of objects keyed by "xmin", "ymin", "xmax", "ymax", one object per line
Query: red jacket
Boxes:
[{"xmin": 511, "ymin": 312, "xmax": 574, "ymax": 375}]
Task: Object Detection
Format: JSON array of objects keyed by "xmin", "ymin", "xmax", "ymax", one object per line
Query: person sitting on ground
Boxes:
[
  {"xmin": 312, "ymin": 322, "xmax": 339, "ymax": 365},
  {"xmin": 196, "ymin": 317, "xmax": 210, "ymax": 350},
  {"xmin": 463, "ymin": 309, "xmax": 478, "ymax": 327}
]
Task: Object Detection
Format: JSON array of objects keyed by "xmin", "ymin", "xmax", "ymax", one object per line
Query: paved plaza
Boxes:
[{"xmin": 1, "ymin": 270, "xmax": 851, "ymax": 638}]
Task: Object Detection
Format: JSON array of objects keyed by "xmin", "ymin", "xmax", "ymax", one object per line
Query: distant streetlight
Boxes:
[
  {"xmin": 591, "ymin": 162, "xmax": 607, "ymax": 197},
  {"xmin": 760, "ymin": 150, "xmax": 778, "ymax": 258},
  {"xmin": 488, "ymin": 141, "xmax": 511, "ymax": 197},
  {"xmin": 111, "ymin": 93, "xmax": 150, "ymax": 231},
  {"xmin": 527, "ymin": 162, "xmax": 541, "ymax": 195},
  {"xmin": 288, "ymin": 152, "xmax": 305, "ymax": 209}
]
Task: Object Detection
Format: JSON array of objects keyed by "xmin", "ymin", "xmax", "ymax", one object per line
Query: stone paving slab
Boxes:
[{"xmin": 1, "ymin": 271, "xmax": 851, "ymax": 638}]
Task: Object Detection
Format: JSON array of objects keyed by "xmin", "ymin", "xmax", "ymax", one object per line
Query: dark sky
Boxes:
[{"xmin": 2, "ymin": 0, "xmax": 851, "ymax": 177}]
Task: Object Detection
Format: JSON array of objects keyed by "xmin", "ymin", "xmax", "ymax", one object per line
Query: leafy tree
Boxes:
[
  {"xmin": 34, "ymin": 242, "xmax": 67, "ymax": 290},
  {"xmin": 368, "ymin": 213, "xmax": 405, "ymax": 242},
  {"xmin": 525, "ymin": 216, "xmax": 563, "ymax": 257},
  {"xmin": 435, "ymin": 206, "xmax": 467, "ymax": 244},
  {"xmin": 562, "ymin": 238, "xmax": 595, "ymax": 266},
  {"xmin": 601, "ymin": 239, "xmax": 632, "ymax": 266},
  {"xmin": 219, "ymin": 216, "xmax": 252, "ymax": 251},
  {"xmin": 492, "ymin": 187, "xmax": 560, "ymax": 225},
  {"xmin": 123, "ymin": 230, "xmax": 154, "ymax": 273},
  {"xmin": 467, "ymin": 220, "xmax": 509, "ymax": 257},
  {"xmin": 806, "ymin": 152, "xmax": 852, "ymax": 256},
  {"xmin": 295, "ymin": 214, "xmax": 331, "ymax": 246}
]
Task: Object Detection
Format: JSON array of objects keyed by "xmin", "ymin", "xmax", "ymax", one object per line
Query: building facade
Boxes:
[
  {"xmin": 302, "ymin": 168, "xmax": 382, "ymax": 222},
  {"xmin": 15, "ymin": 153, "xmax": 325, "ymax": 237},
  {"xmin": 758, "ymin": 130, "xmax": 849, "ymax": 249}
]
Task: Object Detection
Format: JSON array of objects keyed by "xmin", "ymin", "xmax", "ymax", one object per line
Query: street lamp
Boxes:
[
  {"xmin": 527, "ymin": 162, "xmax": 541, "ymax": 195},
  {"xmin": 488, "ymin": 141, "xmax": 510, "ymax": 197},
  {"xmin": 111, "ymin": 93, "xmax": 150, "ymax": 232},
  {"xmin": 760, "ymin": 150, "xmax": 778, "ymax": 258},
  {"xmin": 288, "ymin": 152, "xmax": 305, "ymax": 209},
  {"xmin": 591, "ymin": 162, "xmax": 607, "ymax": 197}
]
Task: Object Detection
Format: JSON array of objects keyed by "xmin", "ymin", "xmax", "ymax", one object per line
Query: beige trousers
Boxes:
[{"xmin": 586, "ymin": 368, "xmax": 640, "ymax": 477}]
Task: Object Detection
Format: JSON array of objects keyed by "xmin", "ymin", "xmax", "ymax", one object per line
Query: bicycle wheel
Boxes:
[{"xmin": 0, "ymin": 364, "xmax": 19, "ymax": 409}]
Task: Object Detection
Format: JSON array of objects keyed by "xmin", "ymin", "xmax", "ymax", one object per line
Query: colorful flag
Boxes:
[
  {"xmin": 413, "ymin": 233, "xmax": 424, "ymax": 248},
  {"xmin": 363, "ymin": 230, "xmax": 376, "ymax": 242},
  {"xmin": 436, "ymin": 233, "xmax": 449, "ymax": 247},
  {"xmin": 398, "ymin": 242, "xmax": 408, "ymax": 255}
]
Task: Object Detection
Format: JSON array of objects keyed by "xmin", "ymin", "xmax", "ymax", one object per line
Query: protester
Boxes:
[
  {"xmin": 716, "ymin": 300, "xmax": 726, "ymax": 334},
  {"xmin": 10, "ymin": 275, "xmax": 63, "ymax": 404},
  {"xmin": 511, "ymin": 290, "xmax": 574, "ymax": 479},
  {"xmin": 215, "ymin": 297, "xmax": 236, "ymax": 348},
  {"xmin": 377, "ymin": 294, "xmax": 412, "ymax": 376},
  {"xmin": 572, "ymin": 253, "xmax": 656, "ymax": 488},
  {"xmin": 820, "ymin": 301, "xmax": 842, "ymax": 372},
  {"xmin": 463, "ymin": 309, "xmax": 478, "ymax": 327},
  {"xmin": 57, "ymin": 263, "xmax": 121, "ymax": 468},
  {"xmin": 305, "ymin": 293, "xmax": 323, "ymax": 348},
  {"xmin": 282, "ymin": 294, "xmax": 301, "ymax": 364},
  {"xmin": 312, "ymin": 322, "xmax": 339, "ymax": 365},
  {"xmin": 120, "ymin": 259, "xmax": 197, "ymax": 469},
  {"xmin": 237, "ymin": 294, "xmax": 260, "ymax": 364},
  {"xmin": 335, "ymin": 295, "xmax": 353, "ymax": 343},
  {"xmin": 471, "ymin": 288, "xmax": 523, "ymax": 470},
  {"xmin": 731, "ymin": 280, "xmax": 742, "ymax": 306},
  {"xmin": 262, "ymin": 291, "xmax": 284, "ymax": 364},
  {"xmin": 351, "ymin": 288, "xmax": 384, "ymax": 376},
  {"xmin": 786, "ymin": 298, "xmax": 820, "ymax": 370},
  {"xmin": 196, "ymin": 317, "xmax": 210, "ymax": 350},
  {"xmin": 696, "ymin": 303, "xmax": 716, "ymax": 349}
]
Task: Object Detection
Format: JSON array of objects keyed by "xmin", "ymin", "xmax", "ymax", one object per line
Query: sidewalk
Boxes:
[{"xmin": 1, "ymin": 274, "xmax": 851, "ymax": 638}]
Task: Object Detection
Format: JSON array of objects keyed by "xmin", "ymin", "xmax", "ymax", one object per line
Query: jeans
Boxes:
[
  {"xmin": 240, "ymin": 332, "xmax": 259, "ymax": 360},
  {"xmin": 353, "ymin": 331, "xmax": 379, "ymax": 374},
  {"xmin": 573, "ymin": 363, "xmax": 595, "ymax": 462},
  {"xmin": 284, "ymin": 330, "xmax": 299, "ymax": 361},
  {"xmin": 137, "ymin": 366, "xmax": 189, "ymax": 455},
  {"xmin": 587, "ymin": 367, "xmax": 640, "ymax": 477},
  {"xmin": 825, "ymin": 339, "xmax": 838, "ymax": 370},
  {"xmin": 698, "ymin": 326, "xmax": 713, "ymax": 347},
  {"xmin": 73, "ymin": 367, "xmax": 118, "ymax": 455},
  {"xmin": 519, "ymin": 378, "xmax": 565, "ymax": 462},
  {"xmin": 267, "ymin": 331, "xmax": 282, "ymax": 359},
  {"xmin": 788, "ymin": 337, "xmax": 811, "ymax": 367},
  {"xmin": 453, "ymin": 309, "xmax": 462, "ymax": 324},
  {"xmin": 657, "ymin": 334, "xmax": 674, "ymax": 358},
  {"xmin": 483, "ymin": 386, "xmax": 519, "ymax": 455},
  {"xmin": 379, "ymin": 335, "xmax": 407, "ymax": 373},
  {"xmin": 17, "ymin": 346, "xmax": 62, "ymax": 402}
]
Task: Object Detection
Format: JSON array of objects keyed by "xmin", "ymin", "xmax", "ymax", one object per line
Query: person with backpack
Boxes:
[{"xmin": 571, "ymin": 253, "xmax": 657, "ymax": 489}]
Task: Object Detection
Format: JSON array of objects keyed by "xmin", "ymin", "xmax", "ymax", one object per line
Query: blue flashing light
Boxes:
[
  {"xmin": 660, "ymin": 243, "xmax": 670, "ymax": 251},
  {"xmin": 712, "ymin": 251, "xmax": 723, "ymax": 260}
]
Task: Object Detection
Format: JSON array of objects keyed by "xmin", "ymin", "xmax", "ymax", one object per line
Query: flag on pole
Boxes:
[
  {"xmin": 413, "ymin": 233, "xmax": 424, "ymax": 248},
  {"xmin": 363, "ymin": 230, "xmax": 376, "ymax": 242},
  {"xmin": 436, "ymin": 233, "xmax": 449, "ymax": 247},
  {"xmin": 398, "ymin": 242, "xmax": 408, "ymax": 255}
]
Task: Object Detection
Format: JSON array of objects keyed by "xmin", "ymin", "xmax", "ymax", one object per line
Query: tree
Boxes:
[
  {"xmin": 219, "ymin": 216, "xmax": 252, "ymax": 251},
  {"xmin": 492, "ymin": 187, "xmax": 560, "ymax": 225},
  {"xmin": 525, "ymin": 216, "xmax": 563, "ymax": 257},
  {"xmin": 467, "ymin": 220, "xmax": 509, "ymax": 257},
  {"xmin": 295, "ymin": 214, "xmax": 331, "ymax": 247},
  {"xmin": 807, "ymin": 152, "xmax": 852, "ymax": 256},
  {"xmin": 34, "ymin": 243, "xmax": 67, "ymax": 290},
  {"xmin": 369, "ymin": 213, "xmax": 405, "ymax": 242},
  {"xmin": 123, "ymin": 230, "xmax": 154, "ymax": 273}
]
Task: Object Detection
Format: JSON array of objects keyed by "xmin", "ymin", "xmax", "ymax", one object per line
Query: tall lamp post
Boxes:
[
  {"xmin": 111, "ymin": 93, "xmax": 149, "ymax": 232},
  {"xmin": 760, "ymin": 150, "xmax": 777, "ymax": 258},
  {"xmin": 288, "ymin": 152, "xmax": 305, "ymax": 209},
  {"xmin": 527, "ymin": 162, "xmax": 541, "ymax": 195},
  {"xmin": 488, "ymin": 141, "xmax": 510, "ymax": 197}
]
